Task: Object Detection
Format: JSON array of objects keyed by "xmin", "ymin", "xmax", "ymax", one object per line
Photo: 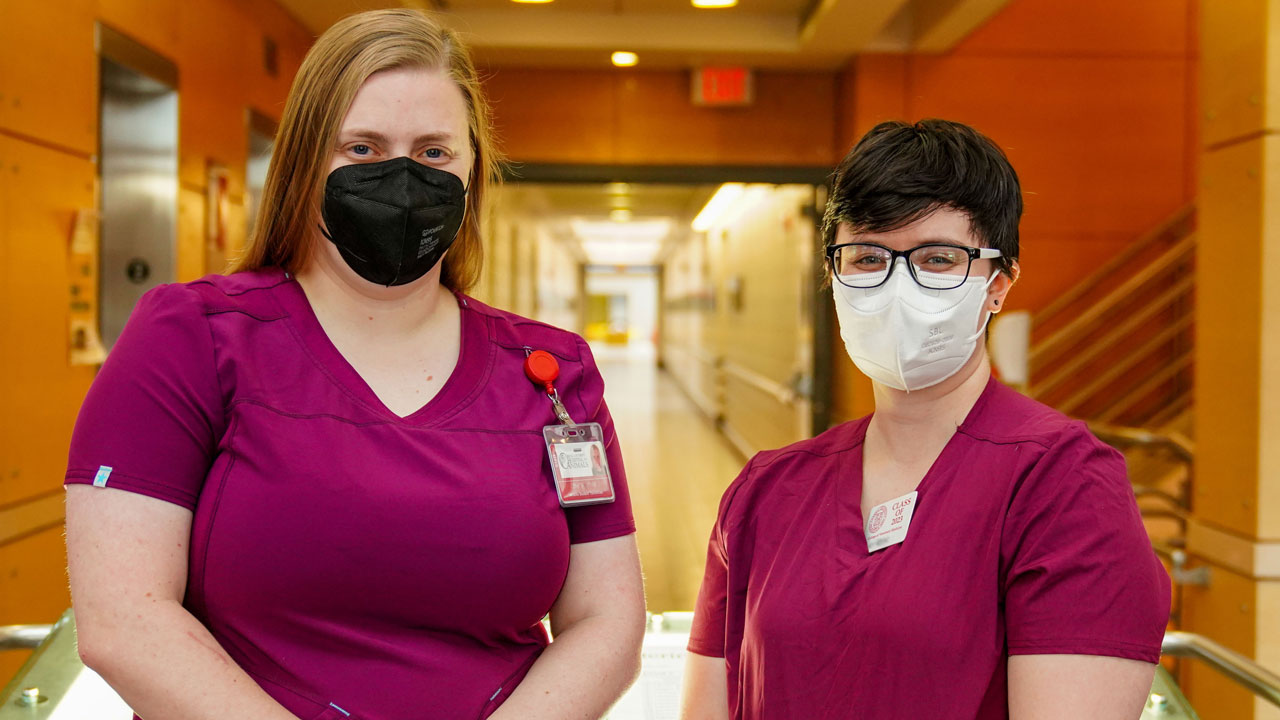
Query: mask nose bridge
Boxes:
[{"xmin": 880, "ymin": 255, "xmax": 911, "ymax": 292}]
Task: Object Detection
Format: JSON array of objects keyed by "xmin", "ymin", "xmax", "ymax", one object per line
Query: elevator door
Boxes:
[{"xmin": 98, "ymin": 52, "xmax": 178, "ymax": 349}]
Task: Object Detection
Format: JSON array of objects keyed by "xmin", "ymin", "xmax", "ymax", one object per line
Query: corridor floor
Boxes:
[{"xmin": 592, "ymin": 342, "xmax": 745, "ymax": 613}]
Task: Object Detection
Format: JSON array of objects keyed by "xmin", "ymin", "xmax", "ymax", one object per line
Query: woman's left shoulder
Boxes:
[
  {"xmin": 459, "ymin": 294, "xmax": 590, "ymax": 365},
  {"xmin": 965, "ymin": 380, "xmax": 1113, "ymax": 456}
]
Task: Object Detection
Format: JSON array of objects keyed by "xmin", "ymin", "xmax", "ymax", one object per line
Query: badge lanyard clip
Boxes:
[
  {"xmin": 524, "ymin": 346, "xmax": 616, "ymax": 507},
  {"xmin": 524, "ymin": 348, "xmax": 576, "ymax": 427}
]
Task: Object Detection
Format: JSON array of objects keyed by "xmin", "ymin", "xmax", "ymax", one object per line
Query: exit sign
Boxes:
[{"xmin": 692, "ymin": 67, "xmax": 754, "ymax": 106}]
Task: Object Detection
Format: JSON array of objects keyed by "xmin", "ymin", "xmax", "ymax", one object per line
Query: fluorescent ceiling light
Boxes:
[
  {"xmin": 582, "ymin": 239, "xmax": 663, "ymax": 265},
  {"xmin": 571, "ymin": 218, "xmax": 671, "ymax": 243},
  {"xmin": 692, "ymin": 183, "xmax": 745, "ymax": 232},
  {"xmin": 612, "ymin": 51, "xmax": 638, "ymax": 67},
  {"xmin": 692, "ymin": 0, "xmax": 738, "ymax": 7}
]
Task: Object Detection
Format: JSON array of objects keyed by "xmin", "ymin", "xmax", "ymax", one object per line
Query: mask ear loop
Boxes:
[{"xmin": 964, "ymin": 270, "xmax": 1003, "ymax": 343}]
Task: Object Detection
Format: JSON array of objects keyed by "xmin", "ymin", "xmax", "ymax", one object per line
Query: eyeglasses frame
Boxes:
[{"xmin": 825, "ymin": 241, "xmax": 1003, "ymax": 290}]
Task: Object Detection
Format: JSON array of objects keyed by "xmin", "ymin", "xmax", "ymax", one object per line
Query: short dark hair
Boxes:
[{"xmin": 822, "ymin": 119, "xmax": 1021, "ymax": 276}]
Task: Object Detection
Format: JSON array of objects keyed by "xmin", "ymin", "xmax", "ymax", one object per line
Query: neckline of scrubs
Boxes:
[
  {"xmin": 844, "ymin": 374, "xmax": 998, "ymax": 559},
  {"xmin": 275, "ymin": 272, "xmax": 490, "ymax": 425}
]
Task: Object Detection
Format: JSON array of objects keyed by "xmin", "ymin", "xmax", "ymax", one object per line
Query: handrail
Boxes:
[
  {"xmin": 1030, "ymin": 274, "xmax": 1193, "ymax": 398},
  {"xmin": 1030, "ymin": 234, "xmax": 1194, "ymax": 368},
  {"xmin": 1033, "ymin": 205, "xmax": 1194, "ymax": 328},
  {"xmin": 1133, "ymin": 490, "xmax": 1190, "ymax": 518},
  {"xmin": 662, "ymin": 342, "xmax": 720, "ymax": 369},
  {"xmin": 721, "ymin": 360, "xmax": 796, "ymax": 406},
  {"xmin": 1054, "ymin": 314, "xmax": 1193, "ymax": 416},
  {"xmin": 1147, "ymin": 394, "xmax": 1193, "ymax": 429},
  {"xmin": 1094, "ymin": 351, "xmax": 1193, "ymax": 423},
  {"xmin": 1163, "ymin": 631, "xmax": 1280, "ymax": 708},
  {"xmin": 0, "ymin": 624, "xmax": 52, "ymax": 651},
  {"xmin": 1088, "ymin": 423, "xmax": 1194, "ymax": 462}
]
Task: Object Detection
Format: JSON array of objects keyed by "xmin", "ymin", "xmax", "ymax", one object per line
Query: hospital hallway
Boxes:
[
  {"xmin": 9, "ymin": 1, "xmax": 1280, "ymax": 715},
  {"xmin": 591, "ymin": 343, "xmax": 744, "ymax": 613}
]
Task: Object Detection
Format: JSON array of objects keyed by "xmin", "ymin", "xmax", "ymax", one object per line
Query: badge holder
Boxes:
[{"xmin": 524, "ymin": 349, "xmax": 616, "ymax": 507}]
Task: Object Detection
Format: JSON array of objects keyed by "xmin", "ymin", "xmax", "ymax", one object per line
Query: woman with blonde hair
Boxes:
[{"xmin": 64, "ymin": 10, "xmax": 643, "ymax": 719}]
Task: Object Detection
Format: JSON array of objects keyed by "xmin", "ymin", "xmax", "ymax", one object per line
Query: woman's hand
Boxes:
[
  {"xmin": 1009, "ymin": 654, "xmax": 1156, "ymax": 719},
  {"xmin": 488, "ymin": 533, "xmax": 645, "ymax": 719},
  {"xmin": 66, "ymin": 486, "xmax": 298, "ymax": 720}
]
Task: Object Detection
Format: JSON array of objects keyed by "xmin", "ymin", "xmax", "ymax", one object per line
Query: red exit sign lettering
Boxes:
[{"xmin": 692, "ymin": 67, "xmax": 754, "ymax": 107}]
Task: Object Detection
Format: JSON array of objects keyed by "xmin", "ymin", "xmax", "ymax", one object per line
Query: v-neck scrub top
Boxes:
[
  {"xmin": 688, "ymin": 378, "xmax": 1170, "ymax": 720},
  {"xmin": 65, "ymin": 269, "xmax": 635, "ymax": 720}
]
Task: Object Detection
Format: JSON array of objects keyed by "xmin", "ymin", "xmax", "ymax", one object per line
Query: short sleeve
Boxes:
[
  {"xmin": 562, "ymin": 337, "xmax": 636, "ymax": 544},
  {"xmin": 1001, "ymin": 427, "xmax": 1171, "ymax": 663},
  {"xmin": 64, "ymin": 284, "xmax": 225, "ymax": 510},
  {"xmin": 688, "ymin": 524, "xmax": 730, "ymax": 657},
  {"xmin": 687, "ymin": 460, "xmax": 752, "ymax": 658}
]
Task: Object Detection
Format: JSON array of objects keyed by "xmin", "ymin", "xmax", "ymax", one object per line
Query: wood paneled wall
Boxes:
[
  {"xmin": 830, "ymin": 0, "xmax": 1199, "ymax": 426},
  {"xmin": 483, "ymin": 68, "xmax": 840, "ymax": 167},
  {"xmin": 0, "ymin": 0, "xmax": 311, "ymax": 682}
]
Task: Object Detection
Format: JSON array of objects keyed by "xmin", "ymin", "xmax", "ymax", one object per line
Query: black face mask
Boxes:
[{"xmin": 320, "ymin": 156, "xmax": 467, "ymax": 286}]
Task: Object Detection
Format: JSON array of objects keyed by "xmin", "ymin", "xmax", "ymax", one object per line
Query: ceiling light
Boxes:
[
  {"xmin": 572, "ymin": 218, "xmax": 671, "ymax": 242},
  {"xmin": 581, "ymin": 239, "xmax": 662, "ymax": 265},
  {"xmin": 611, "ymin": 51, "xmax": 638, "ymax": 68},
  {"xmin": 512, "ymin": 0, "xmax": 555, "ymax": 4},
  {"xmin": 692, "ymin": 0, "xmax": 738, "ymax": 7},
  {"xmin": 610, "ymin": 208, "xmax": 633, "ymax": 222},
  {"xmin": 692, "ymin": 183, "xmax": 745, "ymax": 232}
]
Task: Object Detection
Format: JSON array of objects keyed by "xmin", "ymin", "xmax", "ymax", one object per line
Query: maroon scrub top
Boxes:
[
  {"xmin": 689, "ymin": 377, "xmax": 1170, "ymax": 720},
  {"xmin": 65, "ymin": 269, "xmax": 635, "ymax": 720}
]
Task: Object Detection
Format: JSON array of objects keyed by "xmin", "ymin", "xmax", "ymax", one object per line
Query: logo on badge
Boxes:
[{"xmin": 868, "ymin": 505, "xmax": 887, "ymax": 534}]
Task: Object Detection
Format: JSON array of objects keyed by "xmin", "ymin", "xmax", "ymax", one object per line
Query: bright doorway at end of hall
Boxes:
[{"xmin": 584, "ymin": 266, "xmax": 659, "ymax": 356}]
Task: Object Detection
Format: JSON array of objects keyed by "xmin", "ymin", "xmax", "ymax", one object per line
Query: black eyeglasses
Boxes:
[{"xmin": 826, "ymin": 242, "xmax": 1002, "ymax": 290}]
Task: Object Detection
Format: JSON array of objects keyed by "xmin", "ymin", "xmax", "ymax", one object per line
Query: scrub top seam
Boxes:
[
  {"xmin": 271, "ymin": 277, "xmax": 487, "ymax": 425},
  {"xmin": 196, "ymin": 294, "xmax": 231, "ymax": 442},
  {"xmin": 205, "ymin": 307, "xmax": 288, "ymax": 322},
  {"xmin": 420, "ymin": 308, "xmax": 497, "ymax": 428},
  {"xmin": 191, "ymin": 275, "xmax": 292, "ymax": 298},
  {"xmin": 64, "ymin": 469, "xmax": 199, "ymax": 509},
  {"xmin": 750, "ymin": 435, "xmax": 864, "ymax": 472},
  {"xmin": 1009, "ymin": 636, "xmax": 1157, "ymax": 653},
  {"xmin": 278, "ymin": 300, "xmax": 397, "ymax": 421},
  {"xmin": 570, "ymin": 520, "xmax": 637, "ymax": 545},
  {"xmin": 229, "ymin": 397, "xmax": 544, "ymax": 435},
  {"xmin": 954, "ymin": 426, "xmax": 1061, "ymax": 451},
  {"xmin": 192, "ymin": 412, "xmax": 241, "ymax": 620}
]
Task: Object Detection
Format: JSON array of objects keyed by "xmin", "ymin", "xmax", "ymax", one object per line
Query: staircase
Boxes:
[{"xmin": 1029, "ymin": 205, "xmax": 1195, "ymax": 426}]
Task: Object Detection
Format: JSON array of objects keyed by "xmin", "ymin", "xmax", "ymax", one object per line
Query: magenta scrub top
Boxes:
[
  {"xmin": 64, "ymin": 268, "xmax": 635, "ymax": 720},
  {"xmin": 689, "ymin": 377, "xmax": 1170, "ymax": 720}
]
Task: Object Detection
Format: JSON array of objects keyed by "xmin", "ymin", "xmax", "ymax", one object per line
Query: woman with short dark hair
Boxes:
[{"xmin": 680, "ymin": 119, "xmax": 1170, "ymax": 720}]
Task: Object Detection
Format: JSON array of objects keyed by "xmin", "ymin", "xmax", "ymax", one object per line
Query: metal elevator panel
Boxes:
[
  {"xmin": 98, "ymin": 51, "xmax": 178, "ymax": 349},
  {"xmin": 246, "ymin": 109, "xmax": 276, "ymax": 237}
]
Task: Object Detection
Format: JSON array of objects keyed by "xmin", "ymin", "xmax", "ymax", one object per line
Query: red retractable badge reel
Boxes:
[{"xmin": 523, "ymin": 350, "xmax": 560, "ymax": 395}]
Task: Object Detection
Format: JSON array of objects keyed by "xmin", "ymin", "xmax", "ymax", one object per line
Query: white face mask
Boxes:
[{"xmin": 832, "ymin": 258, "xmax": 998, "ymax": 392}]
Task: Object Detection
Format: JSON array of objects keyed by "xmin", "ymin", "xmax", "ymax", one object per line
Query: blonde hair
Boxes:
[{"xmin": 233, "ymin": 9, "xmax": 497, "ymax": 291}]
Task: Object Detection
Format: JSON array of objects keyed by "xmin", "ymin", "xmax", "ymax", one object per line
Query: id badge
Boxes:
[
  {"xmin": 543, "ymin": 422, "xmax": 616, "ymax": 507},
  {"xmin": 865, "ymin": 490, "xmax": 917, "ymax": 552}
]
